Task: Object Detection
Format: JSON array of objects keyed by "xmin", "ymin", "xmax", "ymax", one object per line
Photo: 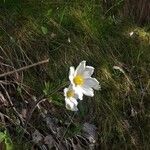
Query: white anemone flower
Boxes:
[
  {"xmin": 64, "ymin": 85, "xmax": 79, "ymax": 111},
  {"xmin": 69, "ymin": 60, "xmax": 100, "ymax": 100}
]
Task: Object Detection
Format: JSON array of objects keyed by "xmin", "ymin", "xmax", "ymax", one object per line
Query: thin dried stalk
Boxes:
[{"xmin": 0, "ymin": 59, "xmax": 49, "ymax": 78}]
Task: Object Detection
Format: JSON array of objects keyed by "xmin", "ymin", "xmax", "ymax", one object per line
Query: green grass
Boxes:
[{"xmin": 0, "ymin": 0, "xmax": 150, "ymax": 149}]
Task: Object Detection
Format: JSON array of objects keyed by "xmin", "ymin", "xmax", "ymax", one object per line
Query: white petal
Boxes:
[
  {"xmin": 74, "ymin": 86, "xmax": 83, "ymax": 100},
  {"xmin": 75, "ymin": 60, "xmax": 86, "ymax": 75},
  {"xmin": 64, "ymin": 88, "xmax": 68, "ymax": 97},
  {"xmin": 74, "ymin": 93, "xmax": 79, "ymax": 100},
  {"xmin": 71, "ymin": 106, "xmax": 78, "ymax": 111},
  {"xmin": 82, "ymin": 87, "xmax": 94, "ymax": 97},
  {"xmin": 65, "ymin": 99, "xmax": 78, "ymax": 111},
  {"xmin": 82, "ymin": 66, "xmax": 94, "ymax": 78},
  {"xmin": 69, "ymin": 66, "xmax": 75, "ymax": 82},
  {"xmin": 68, "ymin": 84, "xmax": 73, "ymax": 89},
  {"xmin": 84, "ymin": 78, "xmax": 100, "ymax": 90},
  {"xmin": 70, "ymin": 97, "xmax": 78, "ymax": 106}
]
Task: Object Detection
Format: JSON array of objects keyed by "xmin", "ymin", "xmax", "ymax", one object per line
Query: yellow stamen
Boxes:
[
  {"xmin": 67, "ymin": 90, "xmax": 74, "ymax": 98},
  {"xmin": 73, "ymin": 75, "xmax": 84, "ymax": 86}
]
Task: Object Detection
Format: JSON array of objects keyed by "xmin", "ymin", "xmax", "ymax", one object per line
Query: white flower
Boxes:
[
  {"xmin": 69, "ymin": 61, "xmax": 100, "ymax": 100},
  {"xmin": 64, "ymin": 85, "xmax": 79, "ymax": 111},
  {"xmin": 129, "ymin": 31, "xmax": 134, "ymax": 36},
  {"xmin": 68, "ymin": 37, "xmax": 71, "ymax": 43}
]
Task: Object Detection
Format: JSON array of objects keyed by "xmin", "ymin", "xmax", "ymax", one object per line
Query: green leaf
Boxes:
[
  {"xmin": 46, "ymin": 9, "xmax": 52, "ymax": 17},
  {"xmin": 41, "ymin": 26, "xmax": 48, "ymax": 35},
  {"xmin": 0, "ymin": 131, "xmax": 13, "ymax": 150},
  {"xmin": 0, "ymin": 132, "xmax": 5, "ymax": 142}
]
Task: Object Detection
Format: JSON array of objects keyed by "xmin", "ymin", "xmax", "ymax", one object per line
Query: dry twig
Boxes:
[{"xmin": 0, "ymin": 59, "xmax": 49, "ymax": 78}]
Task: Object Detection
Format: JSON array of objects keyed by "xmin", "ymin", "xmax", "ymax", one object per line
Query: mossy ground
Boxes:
[{"xmin": 0, "ymin": 0, "xmax": 150, "ymax": 149}]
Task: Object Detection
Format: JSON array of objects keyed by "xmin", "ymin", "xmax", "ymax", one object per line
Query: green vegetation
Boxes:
[
  {"xmin": 0, "ymin": 131, "xmax": 13, "ymax": 150},
  {"xmin": 0, "ymin": 0, "xmax": 150, "ymax": 149}
]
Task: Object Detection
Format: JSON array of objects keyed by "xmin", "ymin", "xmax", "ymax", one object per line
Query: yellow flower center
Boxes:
[
  {"xmin": 73, "ymin": 75, "xmax": 84, "ymax": 86},
  {"xmin": 67, "ymin": 90, "xmax": 74, "ymax": 98}
]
